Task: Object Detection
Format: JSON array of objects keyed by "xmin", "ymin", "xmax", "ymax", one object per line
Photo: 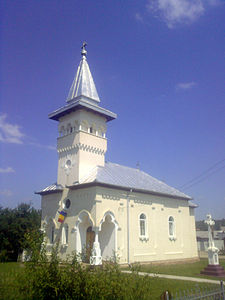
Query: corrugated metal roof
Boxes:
[
  {"xmin": 48, "ymin": 96, "xmax": 116, "ymax": 122},
  {"xmin": 35, "ymin": 183, "xmax": 63, "ymax": 195},
  {"xmin": 78, "ymin": 162, "xmax": 191, "ymax": 200},
  {"xmin": 189, "ymin": 201, "xmax": 198, "ymax": 208},
  {"xmin": 67, "ymin": 51, "xmax": 100, "ymax": 103}
]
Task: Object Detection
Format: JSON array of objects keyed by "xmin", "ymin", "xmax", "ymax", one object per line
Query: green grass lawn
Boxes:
[
  {"xmin": 125, "ymin": 258, "xmax": 225, "ymax": 281},
  {"xmin": 0, "ymin": 261, "xmax": 223, "ymax": 300},
  {"xmin": 0, "ymin": 262, "xmax": 26, "ymax": 300}
]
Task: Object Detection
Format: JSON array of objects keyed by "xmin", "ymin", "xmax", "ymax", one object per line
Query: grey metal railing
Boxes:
[{"xmin": 165, "ymin": 280, "xmax": 224, "ymax": 300}]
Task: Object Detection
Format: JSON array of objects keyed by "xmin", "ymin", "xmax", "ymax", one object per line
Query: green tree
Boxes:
[{"xmin": 0, "ymin": 203, "xmax": 41, "ymax": 262}]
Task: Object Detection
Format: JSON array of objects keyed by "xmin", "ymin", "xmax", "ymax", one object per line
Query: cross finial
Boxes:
[
  {"xmin": 81, "ymin": 42, "xmax": 87, "ymax": 58},
  {"xmin": 205, "ymin": 214, "xmax": 215, "ymax": 227}
]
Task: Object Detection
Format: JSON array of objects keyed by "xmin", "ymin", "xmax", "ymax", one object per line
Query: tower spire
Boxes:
[{"xmin": 67, "ymin": 42, "xmax": 100, "ymax": 103}]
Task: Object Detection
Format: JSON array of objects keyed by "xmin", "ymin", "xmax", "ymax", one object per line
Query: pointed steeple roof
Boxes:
[
  {"xmin": 67, "ymin": 42, "xmax": 100, "ymax": 103},
  {"xmin": 49, "ymin": 43, "xmax": 116, "ymax": 122}
]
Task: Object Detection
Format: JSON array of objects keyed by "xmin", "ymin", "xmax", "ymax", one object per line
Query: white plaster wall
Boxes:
[
  {"xmin": 41, "ymin": 185, "xmax": 198, "ymax": 263},
  {"xmin": 41, "ymin": 186, "xmax": 97, "ymax": 260},
  {"xmin": 95, "ymin": 186, "xmax": 198, "ymax": 264},
  {"xmin": 57, "ymin": 110, "xmax": 107, "ymax": 186}
]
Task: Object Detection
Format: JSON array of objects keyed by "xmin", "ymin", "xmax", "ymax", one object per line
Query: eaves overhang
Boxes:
[
  {"xmin": 48, "ymin": 96, "xmax": 117, "ymax": 122},
  {"xmin": 67, "ymin": 181, "xmax": 192, "ymax": 201},
  {"xmin": 35, "ymin": 189, "xmax": 63, "ymax": 196}
]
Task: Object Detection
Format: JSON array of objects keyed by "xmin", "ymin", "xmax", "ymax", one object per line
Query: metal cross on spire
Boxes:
[{"xmin": 81, "ymin": 42, "xmax": 87, "ymax": 57}]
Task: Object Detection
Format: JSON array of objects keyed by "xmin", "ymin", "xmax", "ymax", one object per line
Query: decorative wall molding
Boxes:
[
  {"xmin": 57, "ymin": 142, "xmax": 105, "ymax": 155},
  {"xmin": 165, "ymin": 251, "xmax": 183, "ymax": 255},
  {"xmin": 99, "ymin": 211, "xmax": 119, "ymax": 231},
  {"xmin": 102, "ymin": 194, "xmax": 120, "ymax": 201},
  {"xmin": 134, "ymin": 253, "xmax": 156, "ymax": 257},
  {"xmin": 139, "ymin": 236, "xmax": 149, "ymax": 242}
]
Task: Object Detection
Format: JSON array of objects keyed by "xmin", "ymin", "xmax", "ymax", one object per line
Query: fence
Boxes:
[{"xmin": 165, "ymin": 280, "xmax": 224, "ymax": 300}]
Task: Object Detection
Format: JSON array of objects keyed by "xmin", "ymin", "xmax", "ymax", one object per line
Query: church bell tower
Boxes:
[{"xmin": 48, "ymin": 43, "xmax": 116, "ymax": 186}]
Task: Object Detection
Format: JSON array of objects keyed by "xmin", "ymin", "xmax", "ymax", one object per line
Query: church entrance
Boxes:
[
  {"xmin": 76, "ymin": 211, "xmax": 94, "ymax": 262},
  {"xmin": 86, "ymin": 226, "xmax": 95, "ymax": 262}
]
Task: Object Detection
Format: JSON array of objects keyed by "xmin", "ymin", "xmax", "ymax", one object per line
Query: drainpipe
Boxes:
[{"xmin": 127, "ymin": 188, "xmax": 132, "ymax": 264}]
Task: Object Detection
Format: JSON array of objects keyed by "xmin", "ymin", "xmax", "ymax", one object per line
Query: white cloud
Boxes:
[
  {"xmin": 146, "ymin": 0, "xmax": 220, "ymax": 28},
  {"xmin": 0, "ymin": 189, "xmax": 13, "ymax": 197},
  {"xmin": 176, "ymin": 81, "xmax": 196, "ymax": 90},
  {"xmin": 0, "ymin": 114, "xmax": 24, "ymax": 144},
  {"xmin": 0, "ymin": 167, "xmax": 15, "ymax": 173},
  {"xmin": 28, "ymin": 142, "xmax": 55, "ymax": 151},
  {"xmin": 135, "ymin": 13, "xmax": 144, "ymax": 23},
  {"xmin": 0, "ymin": 113, "xmax": 55, "ymax": 151}
]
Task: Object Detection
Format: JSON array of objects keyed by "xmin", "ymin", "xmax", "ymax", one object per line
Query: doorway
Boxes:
[{"xmin": 86, "ymin": 226, "xmax": 95, "ymax": 262}]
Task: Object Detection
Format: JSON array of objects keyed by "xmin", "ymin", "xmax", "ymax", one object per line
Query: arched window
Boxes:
[
  {"xmin": 67, "ymin": 124, "xmax": 72, "ymax": 134},
  {"xmin": 81, "ymin": 121, "xmax": 89, "ymax": 132},
  {"xmin": 168, "ymin": 216, "xmax": 175, "ymax": 237},
  {"xmin": 90, "ymin": 124, "xmax": 97, "ymax": 135},
  {"xmin": 59, "ymin": 126, "xmax": 65, "ymax": 137},
  {"xmin": 98, "ymin": 129, "xmax": 102, "ymax": 137},
  {"xmin": 139, "ymin": 213, "xmax": 147, "ymax": 237},
  {"xmin": 62, "ymin": 224, "xmax": 69, "ymax": 245}
]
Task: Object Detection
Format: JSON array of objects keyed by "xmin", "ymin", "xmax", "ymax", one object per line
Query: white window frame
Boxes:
[
  {"xmin": 139, "ymin": 213, "xmax": 149, "ymax": 241},
  {"xmin": 168, "ymin": 216, "xmax": 176, "ymax": 241}
]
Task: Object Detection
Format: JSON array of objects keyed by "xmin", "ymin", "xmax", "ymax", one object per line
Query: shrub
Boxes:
[{"xmin": 18, "ymin": 232, "xmax": 153, "ymax": 299}]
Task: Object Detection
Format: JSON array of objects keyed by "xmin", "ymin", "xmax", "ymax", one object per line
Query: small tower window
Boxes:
[{"xmin": 59, "ymin": 126, "xmax": 65, "ymax": 137}]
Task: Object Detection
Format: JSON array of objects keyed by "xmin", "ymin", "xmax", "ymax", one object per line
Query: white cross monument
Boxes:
[
  {"xmin": 201, "ymin": 214, "xmax": 225, "ymax": 276},
  {"xmin": 205, "ymin": 214, "xmax": 219, "ymax": 265}
]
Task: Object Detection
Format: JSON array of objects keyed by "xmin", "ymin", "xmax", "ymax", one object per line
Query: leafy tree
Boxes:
[
  {"xmin": 196, "ymin": 218, "xmax": 225, "ymax": 231},
  {"xmin": 0, "ymin": 203, "xmax": 41, "ymax": 262}
]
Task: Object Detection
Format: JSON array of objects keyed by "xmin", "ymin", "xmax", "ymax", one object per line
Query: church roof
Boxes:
[
  {"xmin": 70, "ymin": 162, "xmax": 191, "ymax": 200},
  {"xmin": 35, "ymin": 183, "xmax": 63, "ymax": 195},
  {"xmin": 49, "ymin": 43, "xmax": 116, "ymax": 122},
  {"xmin": 48, "ymin": 96, "xmax": 116, "ymax": 122}
]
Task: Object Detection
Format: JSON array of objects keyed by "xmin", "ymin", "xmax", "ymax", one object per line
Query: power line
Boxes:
[
  {"xmin": 182, "ymin": 164, "xmax": 225, "ymax": 190},
  {"xmin": 179, "ymin": 158, "xmax": 225, "ymax": 189}
]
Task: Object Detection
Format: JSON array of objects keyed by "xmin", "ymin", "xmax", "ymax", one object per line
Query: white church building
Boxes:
[{"xmin": 37, "ymin": 44, "xmax": 198, "ymax": 265}]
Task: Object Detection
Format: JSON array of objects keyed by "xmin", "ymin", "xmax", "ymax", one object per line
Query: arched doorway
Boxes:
[
  {"xmin": 99, "ymin": 212, "xmax": 118, "ymax": 260},
  {"xmin": 86, "ymin": 226, "xmax": 95, "ymax": 262},
  {"xmin": 75, "ymin": 211, "xmax": 94, "ymax": 262}
]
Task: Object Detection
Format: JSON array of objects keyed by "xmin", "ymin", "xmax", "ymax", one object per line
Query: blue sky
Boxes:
[{"xmin": 0, "ymin": 0, "xmax": 224, "ymax": 220}]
